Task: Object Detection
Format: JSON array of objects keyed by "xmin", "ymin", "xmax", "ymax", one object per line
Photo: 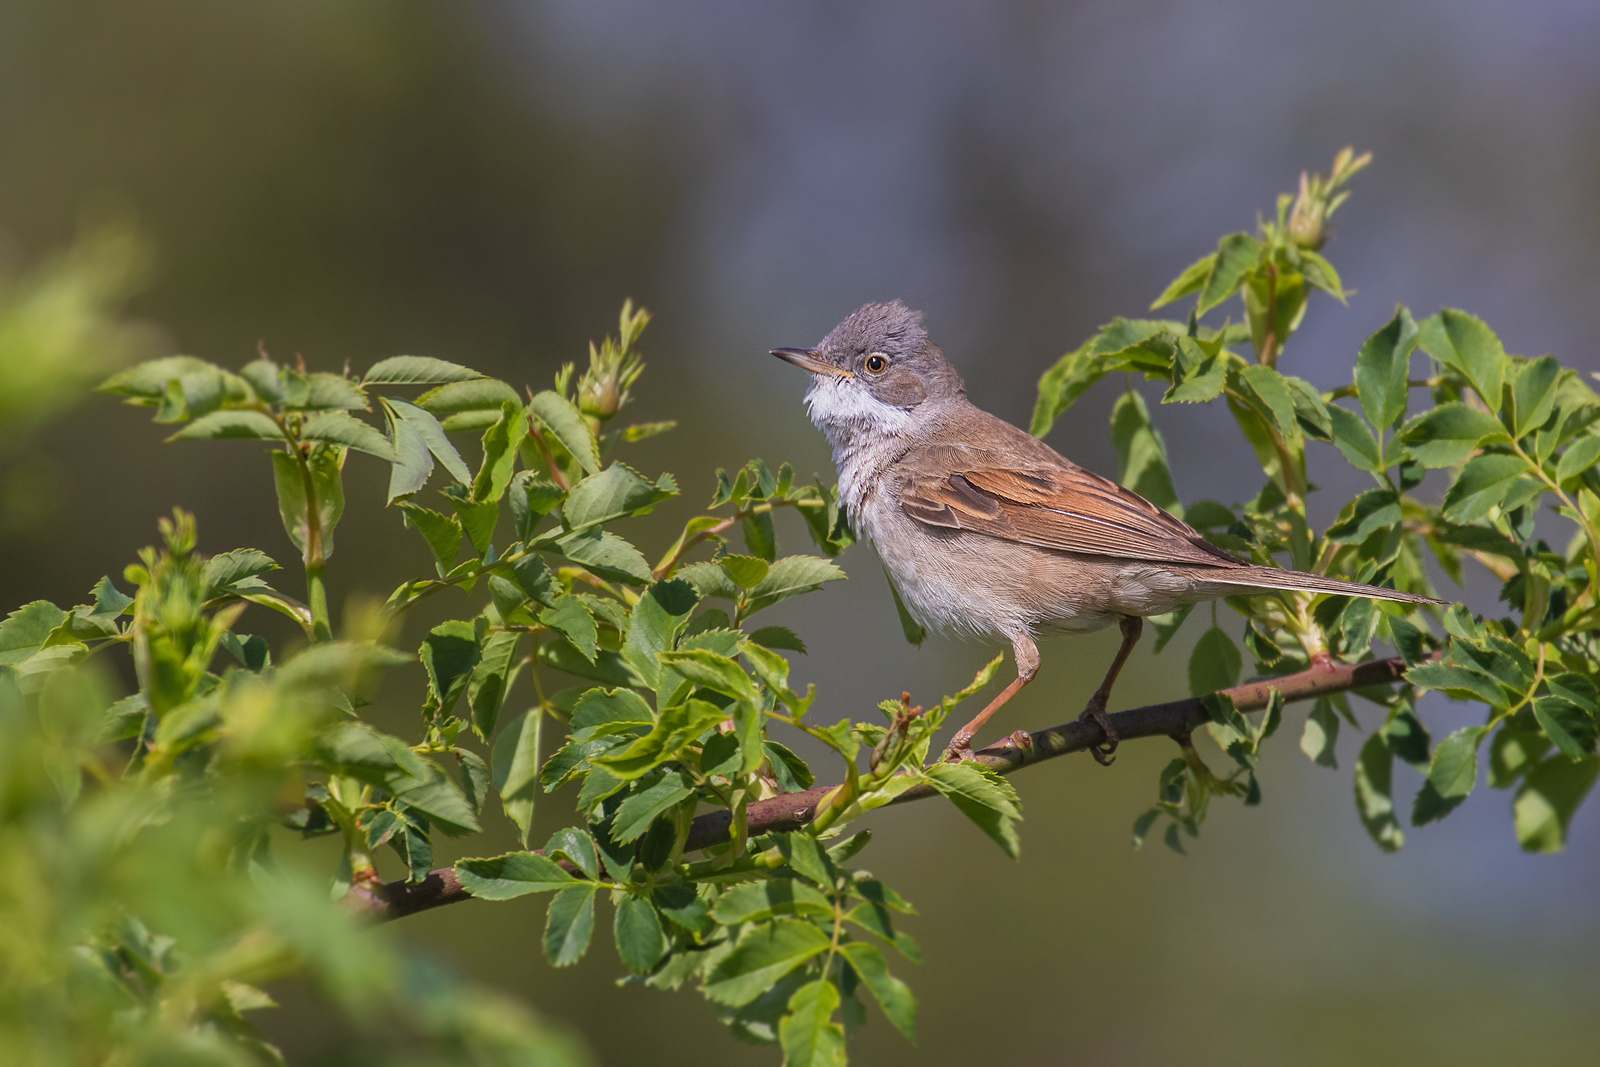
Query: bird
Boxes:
[{"xmin": 772, "ymin": 301, "xmax": 1444, "ymax": 764}]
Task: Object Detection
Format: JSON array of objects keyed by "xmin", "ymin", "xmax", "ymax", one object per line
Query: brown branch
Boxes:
[{"xmin": 352, "ymin": 653, "xmax": 1419, "ymax": 922}]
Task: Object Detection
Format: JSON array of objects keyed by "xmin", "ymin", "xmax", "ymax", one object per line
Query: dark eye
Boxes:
[{"xmin": 864, "ymin": 353, "xmax": 888, "ymax": 374}]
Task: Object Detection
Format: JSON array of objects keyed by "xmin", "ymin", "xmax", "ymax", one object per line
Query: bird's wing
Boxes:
[{"xmin": 899, "ymin": 463, "xmax": 1241, "ymax": 567}]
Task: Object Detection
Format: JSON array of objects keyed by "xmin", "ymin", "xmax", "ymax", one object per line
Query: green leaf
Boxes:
[
  {"xmin": 551, "ymin": 528, "xmax": 653, "ymax": 585},
  {"xmin": 1354, "ymin": 306, "xmax": 1418, "ymax": 429},
  {"xmin": 622, "ymin": 580, "xmax": 699, "ymax": 688},
  {"xmin": 291, "ymin": 373, "xmax": 369, "ymax": 411},
  {"xmin": 1440, "ymin": 453, "xmax": 1527, "ymax": 523},
  {"xmin": 614, "ymin": 894, "xmax": 667, "ymax": 974},
  {"xmin": 202, "ymin": 548, "xmax": 279, "ymax": 593},
  {"xmin": 100, "ymin": 355, "xmax": 226, "ymax": 399},
  {"xmin": 1407, "ymin": 661, "xmax": 1506, "ymax": 708},
  {"xmin": 1111, "ymin": 390, "xmax": 1180, "ymax": 514},
  {"xmin": 1163, "ymin": 336, "xmax": 1228, "ymax": 404},
  {"xmin": 396, "ymin": 502, "xmax": 463, "ymax": 571},
  {"xmin": 1421, "ymin": 308, "xmax": 1507, "ymax": 407},
  {"xmin": 1354, "ymin": 731, "xmax": 1404, "ymax": 851},
  {"xmin": 543, "ymin": 884, "xmax": 599, "ymax": 967},
  {"xmin": 468, "ymin": 630, "xmax": 521, "ymax": 738},
  {"xmin": 363, "ymin": 355, "xmax": 484, "ymax": 385},
  {"xmin": 472, "ymin": 402, "xmax": 522, "ymax": 503},
  {"xmin": 415, "ymin": 377, "xmax": 520, "ymax": 420},
  {"xmin": 167, "ymin": 409, "xmax": 284, "ymax": 444},
  {"xmin": 704, "ymin": 920, "xmax": 833, "ymax": 1007},
  {"xmin": 1399, "ymin": 403, "xmax": 1509, "ymax": 468},
  {"xmin": 454, "ymin": 851, "xmax": 576, "ymax": 899},
  {"xmin": 719, "ymin": 554, "xmax": 771, "ymax": 591},
  {"xmin": 597, "ymin": 699, "xmax": 724, "ymax": 780},
  {"xmin": 779, "ymin": 979, "xmax": 845, "ymax": 1067},
  {"xmin": 1327, "ymin": 404, "xmax": 1383, "ymax": 473},
  {"xmin": 571, "ymin": 687, "xmax": 655, "ymax": 741},
  {"xmin": 656, "ymin": 649, "xmax": 757, "ymax": 704},
  {"xmin": 491, "ymin": 710, "xmax": 543, "ymax": 845},
  {"xmin": 1412, "ymin": 725, "xmax": 1486, "ymax": 825},
  {"xmin": 745, "ymin": 556, "xmax": 848, "ymax": 615},
  {"xmin": 563, "ymin": 463, "xmax": 676, "ymax": 530},
  {"xmin": 1510, "ymin": 355, "xmax": 1561, "ymax": 437},
  {"xmin": 540, "ymin": 595, "xmax": 598, "ymax": 663},
  {"xmin": 1197, "ymin": 232, "xmax": 1261, "ymax": 314},
  {"xmin": 1150, "ymin": 251, "xmax": 1215, "ymax": 309},
  {"xmin": 712, "ymin": 880, "xmax": 835, "ymax": 924},
  {"xmin": 920, "ymin": 761, "xmax": 1023, "ymax": 859},
  {"xmin": 1237, "ymin": 364, "xmax": 1299, "ymax": 437},
  {"xmin": 270, "ymin": 447, "xmax": 345, "ymax": 558},
  {"xmin": 1513, "ymin": 756, "xmax": 1600, "ymax": 853},
  {"xmin": 301, "ymin": 411, "xmax": 398, "ymax": 461},
  {"xmin": 1300, "ymin": 698, "xmax": 1340, "ymax": 768},
  {"xmin": 385, "ymin": 402, "xmax": 433, "ymax": 501},
  {"xmin": 0, "ymin": 601, "xmax": 68, "ymax": 665},
  {"xmin": 748, "ymin": 625, "xmax": 808, "ymax": 654},
  {"xmin": 766, "ymin": 741, "xmax": 816, "ymax": 792},
  {"xmin": 1188, "ymin": 626, "xmax": 1242, "ymax": 695},
  {"xmin": 610, "ymin": 770, "xmax": 696, "ymax": 844},
  {"xmin": 1531, "ymin": 697, "xmax": 1598, "ymax": 760},
  {"xmin": 1555, "ymin": 435, "xmax": 1600, "ymax": 485},
  {"xmin": 318, "ymin": 722, "xmax": 479, "ymax": 834},
  {"xmin": 839, "ymin": 941, "xmax": 916, "ymax": 1040},
  {"xmin": 528, "ymin": 389, "xmax": 600, "ymax": 475},
  {"xmin": 420, "ymin": 620, "xmax": 480, "ymax": 714}
]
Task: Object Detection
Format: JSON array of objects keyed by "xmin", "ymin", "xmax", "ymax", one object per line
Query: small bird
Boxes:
[{"xmin": 773, "ymin": 301, "xmax": 1443, "ymax": 763}]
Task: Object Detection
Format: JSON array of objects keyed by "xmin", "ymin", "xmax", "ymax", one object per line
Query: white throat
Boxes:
[{"xmin": 803, "ymin": 376, "xmax": 918, "ymax": 523}]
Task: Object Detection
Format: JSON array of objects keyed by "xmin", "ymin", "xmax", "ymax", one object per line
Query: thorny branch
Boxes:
[{"xmin": 350, "ymin": 652, "xmax": 1423, "ymax": 922}]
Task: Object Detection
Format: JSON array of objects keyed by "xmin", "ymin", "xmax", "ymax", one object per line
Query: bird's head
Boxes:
[{"xmin": 771, "ymin": 301, "xmax": 966, "ymax": 445}]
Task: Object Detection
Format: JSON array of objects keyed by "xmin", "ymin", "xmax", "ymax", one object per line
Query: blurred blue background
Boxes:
[{"xmin": 4, "ymin": 2, "xmax": 1599, "ymax": 1063}]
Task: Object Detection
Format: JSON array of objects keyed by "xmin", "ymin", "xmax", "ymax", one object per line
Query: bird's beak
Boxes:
[{"xmin": 770, "ymin": 348, "xmax": 853, "ymax": 378}]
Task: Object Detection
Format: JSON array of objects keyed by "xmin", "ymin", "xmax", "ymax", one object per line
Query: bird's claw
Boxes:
[{"xmin": 1078, "ymin": 701, "xmax": 1119, "ymax": 766}]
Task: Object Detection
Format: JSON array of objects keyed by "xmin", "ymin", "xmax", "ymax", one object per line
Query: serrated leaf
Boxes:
[
  {"xmin": 1355, "ymin": 731, "xmax": 1404, "ymax": 851},
  {"xmin": 920, "ymin": 761, "xmax": 1022, "ymax": 859},
  {"xmin": 622, "ymin": 579, "xmax": 698, "ymax": 689},
  {"xmin": 415, "ymin": 377, "xmax": 520, "ymax": 420},
  {"xmin": 704, "ymin": 920, "xmax": 833, "ymax": 1007},
  {"xmin": 1532, "ymin": 697, "xmax": 1598, "ymax": 760},
  {"xmin": 712, "ymin": 880, "xmax": 835, "ymax": 924},
  {"xmin": 202, "ymin": 548, "xmax": 279, "ymax": 593},
  {"xmin": 1197, "ymin": 232, "xmax": 1261, "ymax": 314},
  {"xmin": 270, "ymin": 447, "xmax": 345, "ymax": 558},
  {"xmin": 1412, "ymin": 725, "xmax": 1485, "ymax": 825},
  {"xmin": 1399, "ymin": 403, "xmax": 1510, "ymax": 468},
  {"xmin": 1327, "ymin": 404, "xmax": 1383, "ymax": 472},
  {"xmin": 563, "ymin": 463, "xmax": 676, "ymax": 530},
  {"xmin": 779, "ymin": 979, "xmax": 845, "ymax": 1067},
  {"xmin": 468, "ymin": 630, "xmax": 521, "ymax": 738},
  {"xmin": 1511, "ymin": 355, "xmax": 1561, "ymax": 437},
  {"xmin": 610, "ymin": 770, "xmax": 696, "ymax": 844},
  {"xmin": 419, "ymin": 620, "xmax": 479, "ymax": 714},
  {"xmin": 745, "ymin": 556, "xmax": 847, "ymax": 615},
  {"xmin": 540, "ymin": 595, "xmax": 598, "ymax": 663},
  {"xmin": 748, "ymin": 625, "xmax": 807, "ymax": 654},
  {"xmin": 454, "ymin": 851, "xmax": 576, "ymax": 899},
  {"xmin": 1150, "ymin": 251, "xmax": 1216, "ymax": 309},
  {"xmin": 291, "ymin": 373, "xmax": 369, "ymax": 411},
  {"xmin": 1355, "ymin": 306, "xmax": 1418, "ymax": 429},
  {"xmin": 528, "ymin": 389, "xmax": 600, "ymax": 475},
  {"xmin": 1111, "ymin": 390, "xmax": 1180, "ymax": 514},
  {"xmin": 656, "ymin": 648, "xmax": 757, "ymax": 704},
  {"xmin": 492, "ymin": 710, "xmax": 542, "ymax": 844},
  {"xmin": 570, "ymin": 687, "xmax": 655, "ymax": 742},
  {"xmin": 1440, "ymin": 453, "xmax": 1527, "ymax": 523},
  {"xmin": 167, "ymin": 409, "xmax": 284, "ymax": 444},
  {"xmin": 396, "ymin": 502, "xmax": 463, "ymax": 571},
  {"xmin": 472, "ymin": 402, "xmax": 522, "ymax": 504},
  {"xmin": 1188, "ymin": 626, "xmax": 1242, "ymax": 695},
  {"xmin": 551, "ymin": 528, "xmax": 653, "ymax": 585},
  {"xmin": 596, "ymin": 699, "xmax": 724, "ymax": 780},
  {"xmin": 1421, "ymin": 308, "xmax": 1507, "ymax": 407},
  {"xmin": 1513, "ymin": 756, "xmax": 1600, "ymax": 853},
  {"xmin": 317, "ymin": 722, "xmax": 479, "ymax": 834},
  {"xmin": 1300, "ymin": 698, "xmax": 1340, "ymax": 768},
  {"xmin": 839, "ymin": 941, "xmax": 916, "ymax": 1041},
  {"xmin": 1237, "ymin": 363, "xmax": 1298, "ymax": 436},
  {"xmin": 0, "ymin": 601, "xmax": 68, "ymax": 665},
  {"xmin": 719, "ymin": 554, "xmax": 771, "ymax": 590},
  {"xmin": 614, "ymin": 894, "xmax": 667, "ymax": 974},
  {"xmin": 301, "ymin": 411, "xmax": 397, "ymax": 461},
  {"xmin": 363, "ymin": 355, "xmax": 484, "ymax": 385},
  {"xmin": 543, "ymin": 884, "xmax": 598, "ymax": 967},
  {"xmin": 1555, "ymin": 435, "xmax": 1600, "ymax": 485}
]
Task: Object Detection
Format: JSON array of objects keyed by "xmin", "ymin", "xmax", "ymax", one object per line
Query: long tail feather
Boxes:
[{"xmin": 1200, "ymin": 565, "xmax": 1447, "ymax": 605}]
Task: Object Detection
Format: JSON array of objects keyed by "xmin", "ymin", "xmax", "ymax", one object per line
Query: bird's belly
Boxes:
[{"xmin": 853, "ymin": 498, "xmax": 1203, "ymax": 639}]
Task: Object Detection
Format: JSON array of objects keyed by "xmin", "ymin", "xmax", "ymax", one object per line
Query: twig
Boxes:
[{"xmin": 351, "ymin": 652, "xmax": 1422, "ymax": 921}]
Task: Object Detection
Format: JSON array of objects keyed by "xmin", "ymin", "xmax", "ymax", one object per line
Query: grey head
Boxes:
[{"xmin": 771, "ymin": 301, "xmax": 967, "ymax": 447}]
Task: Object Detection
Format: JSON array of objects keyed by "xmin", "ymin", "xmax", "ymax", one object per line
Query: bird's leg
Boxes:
[
  {"xmin": 1078, "ymin": 614, "xmax": 1143, "ymax": 766},
  {"xmin": 943, "ymin": 634, "xmax": 1039, "ymax": 762}
]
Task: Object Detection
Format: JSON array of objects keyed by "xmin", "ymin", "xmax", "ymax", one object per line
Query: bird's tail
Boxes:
[{"xmin": 1198, "ymin": 565, "xmax": 1447, "ymax": 606}]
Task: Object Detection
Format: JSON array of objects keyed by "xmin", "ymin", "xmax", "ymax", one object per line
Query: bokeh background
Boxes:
[{"xmin": 5, "ymin": 2, "xmax": 1600, "ymax": 1064}]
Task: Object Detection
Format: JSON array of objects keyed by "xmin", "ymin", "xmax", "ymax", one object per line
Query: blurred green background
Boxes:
[{"xmin": 4, "ymin": 2, "xmax": 1599, "ymax": 1063}]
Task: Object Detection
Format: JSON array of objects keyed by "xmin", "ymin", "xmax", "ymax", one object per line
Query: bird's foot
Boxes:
[{"xmin": 1078, "ymin": 700, "xmax": 1118, "ymax": 766}]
